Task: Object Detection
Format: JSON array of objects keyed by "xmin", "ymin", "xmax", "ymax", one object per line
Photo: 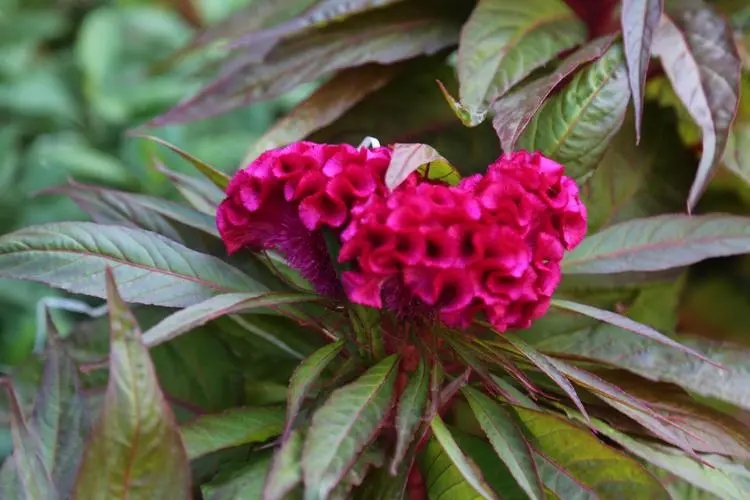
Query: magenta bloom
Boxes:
[
  {"xmin": 339, "ymin": 151, "xmax": 587, "ymax": 332},
  {"xmin": 216, "ymin": 141, "xmax": 392, "ymax": 297}
]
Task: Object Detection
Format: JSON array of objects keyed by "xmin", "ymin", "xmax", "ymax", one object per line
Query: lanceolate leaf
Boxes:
[
  {"xmin": 263, "ymin": 429, "xmax": 304, "ymax": 500},
  {"xmin": 564, "ymin": 214, "xmax": 750, "ymax": 274},
  {"xmin": 71, "ymin": 270, "xmax": 191, "ymax": 499},
  {"xmin": 385, "ymin": 142, "xmax": 460, "ymax": 190},
  {"xmin": 426, "ymin": 415, "xmax": 498, "ymax": 500},
  {"xmin": 532, "ymin": 452, "xmax": 598, "ymax": 500},
  {"xmin": 549, "ymin": 299, "xmax": 716, "ymax": 365},
  {"xmin": 458, "ymin": 0, "xmax": 586, "ymax": 121},
  {"xmin": 462, "ymin": 386, "xmax": 544, "ymax": 500},
  {"xmin": 285, "ymin": 340, "xmax": 346, "ymax": 438},
  {"xmin": 302, "ymin": 354, "xmax": 398, "ymax": 500},
  {"xmin": 150, "ymin": 158, "xmax": 224, "ymax": 214},
  {"xmin": 180, "ymin": 406, "xmax": 285, "ymax": 460},
  {"xmin": 492, "ymin": 34, "xmax": 618, "ymax": 152},
  {"xmin": 0, "ymin": 222, "xmax": 264, "ymax": 307},
  {"xmin": 141, "ymin": 292, "xmax": 318, "ymax": 348},
  {"xmin": 621, "ymin": 0, "xmax": 663, "ymax": 141},
  {"xmin": 202, "ymin": 453, "xmax": 273, "ymax": 500},
  {"xmin": 137, "ymin": 135, "xmax": 230, "ymax": 190},
  {"xmin": 241, "ymin": 63, "xmax": 403, "ymax": 165},
  {"xmin": 390, "ymin": 358, "xmax": 428, "ymax": 472},
  {"xmin": 517, "ymin": 42, "xmax": 630, "ymax": 181},
  {"xmin": 150, "ymin": 5, "xmax": 460, "ymax": 126},
  {"xmin": 514, "ymin": 407, "xmax": 670, "ymax": 499},
  {"xmin": 652, "ymin": 5, "xmax": 741, "ymax": 211}
]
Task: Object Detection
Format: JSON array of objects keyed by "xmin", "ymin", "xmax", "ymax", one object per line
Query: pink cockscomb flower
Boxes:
[
  {"xmin": 216, "ymin": 141, "xmax": 392, "ymax": 297},
  {"xmin": 339, "ymin": 151, "xmax": 587, "ymax": 332}
]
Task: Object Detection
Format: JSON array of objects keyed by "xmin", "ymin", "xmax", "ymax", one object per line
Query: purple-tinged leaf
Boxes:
[
  {"xmin": 149, "ymin": 6, "xmax": 460, "ymax": 126},
  {"xmin": 462, "ymin": 386, "xmax": 544, "ymax": 500},
  {"xmin": 550, "ymin": 299, "xmax": 719, "ymax": 366},
  {"xmin": 515, "ymin": 407, "xmax": 671, "ymax": 499},
  {"xmin": 141, "ymin": 292, "xmax": 318, "ymax": 348},
  {"xmin": 492, "ymin": 34, "xmax": 618, "ymax": 152},
  {"xmin": 284, "ymin": 340, "xmax": 345, "ymax": 439},
  {"xmin": 390, "ymin": 358, "xmax": 428, "ymax": 473},
  {"xmin": 564, "ymin": 214, "xmax": 750, "ymax": 274},
  {"xmin": 621, "ymin": 0, "xmax": 663, "ymax": 142},
  {"xmin": 516, "ymin": 42, "xmax": 630, "ymax": 180},
  {"xmin": 302, "ymin": 354, "xmax": 398, "ymax": 499},
  {"xmin": 652, "ymin": 5, "xmax": 741, "ymax": 211},
  {"xmin": 503, "ymin": 336, "xmax": 590, "ymax": 422},
  {"xmin": 136, "ymin": 135, "xmax": 229, "ymax": 190},
  {"xmin": 458, "ymin": 0, "xmax": 586, "ymax": 123},
  {"xmin": 385, "ymin": 143, "xmax": 460, "ymax": 190},
  {"xmin": 0, "ymin": 222, "xmax": 265, "ymax": 307},
  {"xmin": 71, "ymin": 270, "xmax": 191, "ymax": 499},
  {"xmin": 241, "ymin": 63, "xmax": 403, "ymax": 165},
  {"xmin": 180, "ymin": 406, "xmax": 285, "ymax": 460}
]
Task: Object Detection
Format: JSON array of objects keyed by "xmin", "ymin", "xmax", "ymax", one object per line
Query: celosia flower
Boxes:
[
  {"xmin": 339, "ymin": 151, "xmax": 587, "ymax": 332},
  {"xmin": 216, "ymin": 141, "xmax": 392, "ymax": 297}
]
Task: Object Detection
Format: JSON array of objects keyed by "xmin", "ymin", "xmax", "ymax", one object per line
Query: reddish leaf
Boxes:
[
  {"xmin": 652, "ymin": 4, "xmax": 741, "ymax": 211},
  {"xmin": 621, "ymin": 0, "xmax": 663, "ymax": 142},
  {"xmin": 492, "ymin": 34, "xmax": 617, "ymax": 152}
]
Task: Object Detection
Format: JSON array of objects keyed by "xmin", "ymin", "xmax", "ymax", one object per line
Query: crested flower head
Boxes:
[
  {"xmin": 216, "ymin": 141, "xmax": 392, "ymax": 297},
  {"xmin": 339, "ymin": 150, "xmax": 587, "ymax": 332}
]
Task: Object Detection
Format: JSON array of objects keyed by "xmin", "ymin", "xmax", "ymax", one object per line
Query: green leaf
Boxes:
[
  {"xmin": 0, "ymin": 222, "xmax": 264, "ymax": 307},
  {"xmin": 71, "ymin": 270, "xmax": 191, "ymax": 499},
  {"xmin": 590, "ymin": 418, "xmax": 749, "ymax": 500},
  {"xmin": 563, "ymin": 214, "xmax": 750, "ymax": 274},
  {"xmin": 264, "ymin": 429, "xmax": 304, "ymax": 500},
  {"xmin": 423, "ymin": 415, "xmax": 498, "ymax": 500},
  {"xmin": 385, "ymin": 142, "xmax": 461, "ymax": 190},
  {"xmin": 302, "ymin": 354, "xmax": 398, "ymax": 500},
  {"xmin": 150, "ymin": 158, "xmax": 224, "ymax": 214},
  {"xmin": 514, "ymin": 407, "xmax": 670, "ymax": 499},
  {"xmin": 517, "ymin": 42, "xmax": 630, "ymax": 181},
  {"xmin": 504, "ymin": 336, "xmax": 590, "ymax": 421},
  {"xmin": 492, "ymin": 34, "xmax": 618, "ymax": 153},
  {"xmin": 620, "ymin": 0, "xmax": 663, "ymax": 141},
  {"xmin": 652, "ymin": 4, "xmax": 741, "ymax": 210},
  {"xmin": 137, "ymin": 135, "xmax": 230, "ymax": 190},
  {"xmin": 462, "ymin": 386, "xmax": 544, "ymax": 500},
  {"xmin": 241, "ymin": 63, "xmax": 403, "ymax": 166},
  {"xmin": 391, "ymin": 358, "xmax": 428, "ymax": 472},
  {"xmin": 202, "ymin": 453, "xmax": 273, "ymax": 500},
  {"xmin": 458, "ymin": 0, "xmax": 586, "ymax": 121},
  {"xmin": 286, "ymin": 340, "xmax": 346, "ymax": 438},
  {"xmin": 180, "ymin": 406, "xmax": 285, "ymax": 460},
  {"xmin": 150, "ymin": 5, "xmax": 461, "ymax": 125},
  {"xmin": 141, "ymin": 292, "xmax": 317, "ymax": 348}
]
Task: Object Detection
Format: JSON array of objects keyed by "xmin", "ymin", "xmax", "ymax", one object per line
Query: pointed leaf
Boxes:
[
  {"xmin": 532, "ymin": 452, "xmax": 598, "ymax": 500},
  {"xmin": 390, "ymin": 358, "xmax": 428, "ymax": 472},
  {"xmin": 150, "ymin": 159, "xmax": 223, "ymax": 214},
  {"xmin": 285, "ymin": 340, "xmax": 346, "ymax": 437},
  {"xmin": 241, "ymin": 63, "xmax": 402, "ymax": 165},
  {"xmin": 0, "ymin": 222, "xmax": 264, "ymax": 307},
  {"xmin": 652, "ymin": 5, "xmax": 741, "ymax": 210},
  {"xmin": 504, "ymin": 336, "xmax": 590, "ymax": 422},
  {"xmin": 385, "ymin": 142, "xmax": 461, "ymax": 190},
  {"xmin": 492, "ymin": 34, "xmax": 618, "ymax": 152},
  {"xmin": 137, "ymin": 135, "xmax": 229, "ymax": 190},
  {"xmin": 517, "ymin": 42, "xmax": 630, "ymax": 181},
  {"xmin": 515, "ymin": 407, "xmax": 670, "ymax": 499},
  {"xmin": 427, "ymin": 415, "xmax": 498, "ymax": 500},
  {"xmin": 71, "ymin": 270, "xmax": 191, "ymax": 499},
  {"xmin": 462, "ymin": 386, "xmax": 544, "ymax": 500},
  {"xmin": 202, "ymin": 453, "xmax": 273, "ymax": 500},
  {"xmin": 302, "ymin": 354, "xmax": 398, "ymax": 500},
  {"xmin": 621, "ymin": 0, "xmax": 663, "ymax": 142},
  {"xmin": 142, "ymin": 292, "xmax": 317, "ymax": 348},
  {"xmin": 180, "ymin": 406, "xmax": 284, "ymax": 460},
  {"xmin": 418, "ymin": 435, "xmax": 491, "ymax": 500},
  {"xmin": 550, "ymin": 299, "xmax": 717, "ymax": 365},
  {"xmin": 150, "ymin": 6, "xmax": 460, "ymax": 126},
  {"xmin": 564, "ymin": 214, "xmax": 750, "ymax": 274},
  {"xmin": 263, "ymin": 429, "xmax": 304, "ymax": 500},
  {"xmin": 458, "ymin": 0, "xmax": 586, "ymax": 120}
]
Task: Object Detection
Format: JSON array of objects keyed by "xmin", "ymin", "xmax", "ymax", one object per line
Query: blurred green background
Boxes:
[{"xmin": 0, "ymin": 0, "xmax": 312, "ymax": 367}]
